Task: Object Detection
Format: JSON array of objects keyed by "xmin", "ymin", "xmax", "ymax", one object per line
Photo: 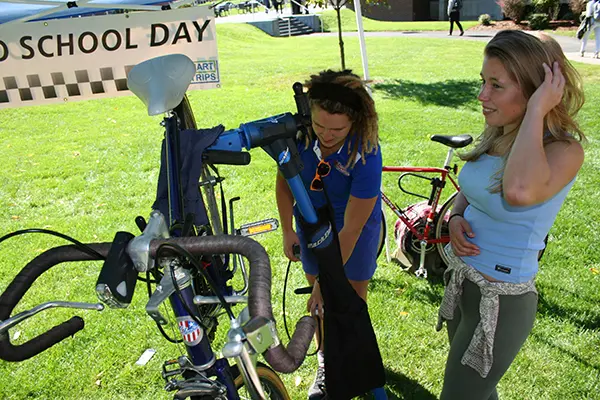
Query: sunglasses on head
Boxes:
[{"xmin": 310, "ymin": 160, "xmax": 331, "ymax": 191}]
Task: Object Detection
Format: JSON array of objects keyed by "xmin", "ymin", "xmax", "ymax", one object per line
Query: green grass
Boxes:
[
  {"xmin": 547, "ymin": 28, "xmax": 597, "ymax": 40},
  {"xmin": 1, "ymin": 23, "xmax": 599, "ymax": 400},
  {"xmin": 318, "ymin": 8, "xmax": 479, "ymax": 32}
]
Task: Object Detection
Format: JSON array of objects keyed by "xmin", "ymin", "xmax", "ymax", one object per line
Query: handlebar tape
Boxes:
[
  {"xmin": 0, "ymin": 243, "xmax": 110, "ymax": 362},
  {"xmin": 202, "ymin": 150, "xmax": 251, "ymax": 166},
  {"xmin": 149, "ymin": 235, "xmax": 316, "ymax": 373},
  {"xmin": 0, "ymin": 316, "xmax": 84, "ymax": 362}
]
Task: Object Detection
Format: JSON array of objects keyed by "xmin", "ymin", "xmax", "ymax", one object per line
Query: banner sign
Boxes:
[{"xmin": 0, "ymin": 6, "xmax": 219, "ymax": 109}]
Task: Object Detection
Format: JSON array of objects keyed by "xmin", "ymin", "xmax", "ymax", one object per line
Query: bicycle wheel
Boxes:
[
  {"xmin": 434, "ymin": 191, "xmax": 458, "ymax": 272},
  {"xmin": 232, "ymin": 362, "xmax": 291, "ymax": 400}
]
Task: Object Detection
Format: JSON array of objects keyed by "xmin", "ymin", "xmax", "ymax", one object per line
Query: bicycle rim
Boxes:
[
  {"xmin": 200, "ymin": 165, "xmax": 224, "ymax": 235},
  {"xmin": 232, "ymin": 362, "xmax": 291, "ymax": 400},
  {"xmin": 434, "ymin": 191, "xmax": 458, "ymax": 272}
]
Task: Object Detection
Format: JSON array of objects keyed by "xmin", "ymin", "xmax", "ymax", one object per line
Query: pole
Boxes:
[{"xmin": 353, "ymin": 0, "xmax": 369, "ymax": 82}]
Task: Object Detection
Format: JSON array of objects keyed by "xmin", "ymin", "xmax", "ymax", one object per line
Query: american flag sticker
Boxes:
[{"xmin": 177, "ymin": 317, "xmax": 204, "ymax": 346}]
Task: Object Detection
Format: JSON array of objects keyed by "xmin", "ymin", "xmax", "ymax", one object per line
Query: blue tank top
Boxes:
[{"xmin": 459, "ymin": 153, "xmax": 575, "ymax": 283}]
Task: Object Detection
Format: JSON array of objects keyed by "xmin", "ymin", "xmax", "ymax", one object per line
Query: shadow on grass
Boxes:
[
  {"xmin": 383, "ymin": 368, "xmax": 439, "ymax": 400},
  {"xmin": 531, "ymin": 332, "xmax": 600, "ymax": 372},
  {"xmin": 371, "ymin": 271, "xmax": 444, "ymax": 306},
  {"xmin": 373, "ymin": 79, "xmax": 480, "ymax": 108},
  {"xmin": 358, "ymin": 368, "xmax": 438, "ymax": 400},
  {"xmin": 536, "ymin": 285, "xmax": 600, "ymax": 331}
]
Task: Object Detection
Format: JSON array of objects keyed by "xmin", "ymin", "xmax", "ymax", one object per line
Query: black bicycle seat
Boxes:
[{"xmin": 430, "ymin": 134, "xmax": 473, "ymax": 148}]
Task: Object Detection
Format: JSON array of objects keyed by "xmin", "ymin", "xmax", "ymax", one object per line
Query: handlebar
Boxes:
[
  {"xmin": 0, "ymin": 236, "xmax": 315, "ymax": 372},
  {"xmin": 0, "ymin": 243, "xmax": 110, "ymax": 361}
]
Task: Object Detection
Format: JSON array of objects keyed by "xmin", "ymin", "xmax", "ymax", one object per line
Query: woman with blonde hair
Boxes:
[
  {"xmin": 437, "ymin": 30, "xmax": 585, "ymax": 399},
  {"xmin": 275, "ymin": 69, "xmax": 380, "ymax": 399}
]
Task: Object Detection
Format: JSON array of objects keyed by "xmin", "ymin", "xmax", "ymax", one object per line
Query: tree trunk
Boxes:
[{"xmin": 336, "ymin": 7, "xmax": 345, "ymax": 69}]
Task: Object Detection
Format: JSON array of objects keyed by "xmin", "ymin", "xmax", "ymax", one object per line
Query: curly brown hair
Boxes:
[{"xmin": 304, "ymin": 69, "xmax": 379, "ymax": 167}]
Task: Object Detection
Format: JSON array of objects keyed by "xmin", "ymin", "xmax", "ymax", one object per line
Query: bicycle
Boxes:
[
  {"xmin": 380, "ymin": 134, "xmax": 549, "ymax": 279},
  {"xmin": 0, "ymin": 53, "xmax": 321, "ymax": 399},
  {"xmin": 380, "ymin": 134, "xmax": 473, "ymax": 279}
]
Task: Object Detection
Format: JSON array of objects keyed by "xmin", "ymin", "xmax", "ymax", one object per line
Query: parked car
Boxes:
[{"xmin": 214, "ymin": 1, "xmax": 236, "ymax": 17}]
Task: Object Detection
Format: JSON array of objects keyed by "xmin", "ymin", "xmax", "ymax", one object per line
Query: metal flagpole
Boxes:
[{"xmin": 353, "ymin": 0, "xmax": 369, "ymax": 82}]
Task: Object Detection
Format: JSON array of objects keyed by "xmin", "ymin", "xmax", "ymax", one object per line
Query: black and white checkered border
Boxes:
[{"xmin": 0, "ymin": 65, "xmax": 135, "ymax": 104}]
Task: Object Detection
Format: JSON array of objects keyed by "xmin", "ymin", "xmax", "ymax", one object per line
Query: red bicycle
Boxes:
[{"xmin": 380, "ymin": 134, "xmax": 473, "ymax": 278}]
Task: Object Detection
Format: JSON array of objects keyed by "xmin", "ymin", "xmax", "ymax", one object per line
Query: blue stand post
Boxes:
[{"xmin": 372, "ymin": 386, "xmax": 387, "ymax": 399}]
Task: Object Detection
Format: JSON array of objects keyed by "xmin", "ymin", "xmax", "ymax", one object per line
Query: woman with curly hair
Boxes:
[{"xmin": 275, "ymin": 69, "xmax": 381, "ymax": 399}]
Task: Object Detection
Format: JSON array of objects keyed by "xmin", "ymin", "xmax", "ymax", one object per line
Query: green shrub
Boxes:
[
  {"xmin": 529, "ymin": 12, "xmax": 550, "ymax": 29},
  {"xmin": 533, "ymin": 0, "xmax": 559, "ymax": 19},
  {"xmin": 478, "ymin": 13, "xmax": 492, "ymax": 25},
  {"xmin": 496, "ymin": 0, "xmax": 527, "ymax": 23},
  {"xmin": 561, "ymin": 11, "xmax": 575, "ymax": 21}
]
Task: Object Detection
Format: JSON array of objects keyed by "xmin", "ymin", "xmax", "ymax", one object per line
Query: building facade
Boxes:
[
  {"xmin": 350, "ymin": 0, "xmax": 570, "ymax": 21},
  {"xmin": 348, "ymin": 0, "xmax": 503, "ymax": 21}
]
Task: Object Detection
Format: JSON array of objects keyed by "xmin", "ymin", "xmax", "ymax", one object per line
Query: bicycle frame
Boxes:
[
  {"xmin": 380, "ymin": 137, "xmax": 474, "ymax": 279},
  {"xmin": 381, "ymin": 165, "xmax": 459, "ymax": 245},
  {"xmin": 157, "ymin": 110, "xmax": 241, "ymax": 397}
]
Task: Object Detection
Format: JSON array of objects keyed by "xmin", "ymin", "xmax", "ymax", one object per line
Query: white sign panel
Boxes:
[{"xmin": 0, "ymin": 6, "xmax": 219, "ymax": 109}]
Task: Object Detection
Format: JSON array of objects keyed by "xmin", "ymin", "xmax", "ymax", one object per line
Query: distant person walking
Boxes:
[
  {"xmin": 448, "ymin": 0, "xmax": 464, "ymax": 36},
  {"xmin": 273, "ymin": 0, "xmax": 284, "ymax": 14},
  {"xmin": 580, "ymin": 0, "xmax": 600, "ymax": 58}
]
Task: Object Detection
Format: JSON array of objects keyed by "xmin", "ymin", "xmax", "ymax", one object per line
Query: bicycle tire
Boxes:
[
  {"xmin": 376, "ymin": 209, "xmax": 386, "ymax": 259},
  {"xmin": 232, "ymin": 362, "xmax": 291, "ymax": 400},
  {"xmin": 434, "ymin": 191, "xmax": 458, "ymax": 273}
]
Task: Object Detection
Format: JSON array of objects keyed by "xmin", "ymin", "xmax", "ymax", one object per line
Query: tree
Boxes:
[
  {"xmin": 307, "ymin": 0, "xmax": 385, "ymax": 70},
  {"xmin": 330, "ymin": 0, "xmax": 348, "ymax": 69}
]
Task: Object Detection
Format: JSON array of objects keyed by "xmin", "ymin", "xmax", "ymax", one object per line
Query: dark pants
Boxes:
[
  {"xmin": 440, "ymin": 280, "xmax": 538, "ymax": 400},
  {"xmin": 449, "ymin": 11, "xmax": 464, "ymax": 35}
]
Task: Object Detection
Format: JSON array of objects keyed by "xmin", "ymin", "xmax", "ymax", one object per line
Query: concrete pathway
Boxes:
[
  {"xmin": 214, "ymin": 11, "xmax": 600, "ymax": 66},
  {"xmin": 311, "ymin": 30, "xmax": 600, "ymax": 66}
]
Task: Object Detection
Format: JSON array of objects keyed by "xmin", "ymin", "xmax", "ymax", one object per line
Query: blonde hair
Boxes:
[
  {"xmin": 304, "ymin": 69, "xmax": 378, "ymax": 167},
  {"xmin": 462, "ymin": 30, "xmax": 586, "ymax": 191}
]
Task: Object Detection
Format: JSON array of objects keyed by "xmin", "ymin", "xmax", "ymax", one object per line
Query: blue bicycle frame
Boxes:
[{"xmin": 158, "ymin": 92, "xmax": 319, "ymax": 399}]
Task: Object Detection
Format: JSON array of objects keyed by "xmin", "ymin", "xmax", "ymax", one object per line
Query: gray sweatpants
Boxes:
[{"xmin": 440, "ymin": 279, "xmax": 538, "ymax": 400}]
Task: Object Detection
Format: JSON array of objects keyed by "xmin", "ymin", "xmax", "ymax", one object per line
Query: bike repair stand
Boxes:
[{"xmin": 373, "ymin": 387, "xmax": 388, "ymax": 399}]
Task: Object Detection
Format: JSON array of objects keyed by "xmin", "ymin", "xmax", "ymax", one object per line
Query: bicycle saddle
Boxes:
[
  {"xmin": 430, "ymin": 134, "xmax": 473, "ymax": 148},
  {"xmin": 127, "ymin": 54, "xmax": 195, "ymax": 116}
]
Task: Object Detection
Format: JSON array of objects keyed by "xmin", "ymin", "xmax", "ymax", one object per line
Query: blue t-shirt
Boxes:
[
  {"xmin": 293, "ymin": 136, "xmax": 382, "ymax": 280},
  {"xmin": 459, "ymin": 153, "xmax": 575, "ymax": 283}
]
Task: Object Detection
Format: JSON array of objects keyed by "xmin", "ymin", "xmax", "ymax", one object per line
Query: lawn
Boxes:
[{"xmin": 0, "ymin": 23, "xmax": 599, "ymax": 400}]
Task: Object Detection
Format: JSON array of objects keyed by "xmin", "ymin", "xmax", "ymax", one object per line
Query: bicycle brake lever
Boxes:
[
  {"xmin": 146, "ymin": 271, "xmax": 178, "ymax": 325},
  {"xmin": 128, "ymin": 210, "xmax": 170, "ymax": 272},
  {"xmin": 145, "ymin": 265, "xmax": 192, "ymax": 325}
]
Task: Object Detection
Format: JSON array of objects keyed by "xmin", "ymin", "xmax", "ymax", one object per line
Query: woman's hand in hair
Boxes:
[
  {"xmin": 527, "ymin": 61, "xmax": 566, "ymax": 118},
  {"xmin": 449, "ymin": 216, "xmax": 480, "ymax": 257}
]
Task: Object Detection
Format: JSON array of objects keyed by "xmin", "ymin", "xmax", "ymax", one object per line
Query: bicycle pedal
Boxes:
[
  {"xmin": 236, "ymin": 218, "xmax": 279, "ymax": 237},
  {"xmin": 162, "ymin": 359, "xmax": 183, "ymax": 380}
]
